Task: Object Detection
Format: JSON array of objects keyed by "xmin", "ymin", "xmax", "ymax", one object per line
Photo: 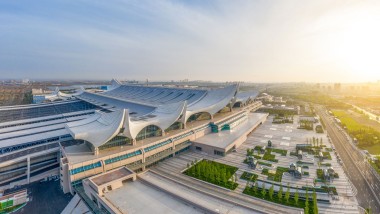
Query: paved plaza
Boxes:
[{"xmin": 152, "ymin": 115, "xmax": 360, "ymax": 214}]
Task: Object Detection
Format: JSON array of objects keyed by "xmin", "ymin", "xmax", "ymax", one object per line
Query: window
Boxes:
[
  {"xmin": 195, "ymin": 146, "xmax": 202, "ymax": 151},
  {"xmin": 214, "ymin": 150, "xmax": 224, "ymax": 156}
]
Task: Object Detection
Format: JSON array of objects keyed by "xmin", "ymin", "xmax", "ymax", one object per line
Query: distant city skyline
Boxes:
[{"xmin": 0, "ymin": 0, "xmax": 379, "ymax": 83}]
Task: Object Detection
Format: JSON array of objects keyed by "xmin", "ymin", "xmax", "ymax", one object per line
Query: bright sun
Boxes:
[{"xmin": 332, "ymin": 7, "xmax": 380, "ymax": 81}]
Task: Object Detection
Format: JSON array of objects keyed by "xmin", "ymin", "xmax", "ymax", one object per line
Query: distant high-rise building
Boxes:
[{"xmin": 334, "ymin": 83, "xmax": 341, "ymax": 91}]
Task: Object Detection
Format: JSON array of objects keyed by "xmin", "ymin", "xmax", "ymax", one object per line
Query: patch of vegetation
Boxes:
[
  {"xmin": 316, "ymin": 169, "xmax": 324, "ymax": 181},
  {"xmin": 302, "ymin": 165, "xmax": 309, "ymax": 169},
  {"xmin": 240, "ymin": 171, "xmax": 258, "ymax": 182},
  {"xmin": 299, "ymin": 120, "xmax": 314, "ymax": 130},
  {"xmin": 262, "ymin": 168, "xmax": 269, "ymax": 174},
  {"xmin": 271, "ymin": 148, "xmax": 288, "ymax": 156},
  {"xmin": 315, "ymin": 125, "xmax": 324, "ymax": 133},
  {"xmin": 258, "ymin": 161, "xmax": 272, "ymax": 167},
  {"xmin": 273, "ymin": 114, "xmax": 294, "ymax": 124},
  {"xmin": 290, "ymin": 151, "xmax": 297, "ymax": 156},
  {"xmin": 0, "ymin": 204, "xmax": 24, "ymax": 214},
  {"xmin": 262, "ymin": 167, "xmax": 288, "ymax": 182},
  {"xmin": 243, "ymin": 184, "xmax": 318, "ymax": 213},
  {"xmin": 303, "ymin": 171, "xmax": 309, "ymax": 176},
  {"xmin": 320, "ymin": 163, "xmax": 331, "ymax": 167},
  {"xmin": 254, "ymin": 146, "xmax": 263, "ymax": 151},
  {"xmin": 334, "ymin": 173, "xmax": 339, "ymax": 178},
  {"xmin": 332, "ymin": 110, "xmax": 380, "ymax": 150},
  {"xmin": 321, "ymin": 186, "xmax": 338, "ymax": 195},
  {"xmin": 297, "ymin": 161, "xmax": 314, "ymax": 165},
  {"xmin": 262, "ymin": 149, "xmax": 279, "ymax": 162},
  {"xmin": 322, "ymin": 152, "xmax": 332, "ymax": 160},
  {"xmin": 184, "ymin": 159, "xmax": 238, "ymax": 190}
]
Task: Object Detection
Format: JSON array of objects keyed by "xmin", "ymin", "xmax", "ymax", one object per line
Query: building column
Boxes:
[
  {"xmin": 27, "ymin": 156, "xmax": 31, "ymax": 184},
  {"xmin": 132, "ymin": 139, "xmax": 136, "ymax": 146}
]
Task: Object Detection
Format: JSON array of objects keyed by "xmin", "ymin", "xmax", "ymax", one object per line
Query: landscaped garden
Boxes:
[
  {"xmin": 240, "ymin": 171, "xmax": 258, "ymax": 182},
  {"xmin": 262, "ymin": 149, "xmax": 279, "ymax": 162},
  {"xmin": 262, "ymin": 167, "xmax": 288, "ymax": 182},
  {"xmin": 184, "ymin": 159, "xmax": 239, "ymax": 190},
  {"xmin": 322, "ymin": 152, "xmax": 332, "ymax": 160},
  {"xmin": 243, "ymin": 184, "xmax": 318, "ymax": 213},
  {"xmin": 316, "ymin": 169, "xmax": 324, "ymax": 181},
  {"xmin": 271, "ymin": 148, "xmax": 288, "ymax": 156},
  {"xmin": 258, "ymin": 161, "xmax": 272, "ymax": 167}
]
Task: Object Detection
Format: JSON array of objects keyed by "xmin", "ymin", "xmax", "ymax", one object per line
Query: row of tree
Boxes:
[
  {"xmin": 245, "ymin": 180, "xmax": 318, "ymax": 213},
  {"xmin": 306, "ymin": 137, "xmax": 323, "ymax": 148},
  {"xmin": 185, "ymin": 160, "xmax": 238, "ymax": 189}
]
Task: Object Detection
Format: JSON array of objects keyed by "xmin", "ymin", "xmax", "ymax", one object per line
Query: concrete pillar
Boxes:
[
  {"xmin": 27, "ymin": 156, "xmax": 30, "ymax": 184},
  {"xmin": 162, "ymin": 131, "xmax": 166, "ymax": 137},
  {"xmin": 132, "ymin": 139, "xmax": 136, "ymax": 146}
]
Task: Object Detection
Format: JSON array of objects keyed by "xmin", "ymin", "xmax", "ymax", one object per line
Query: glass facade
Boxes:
[
  {"xmin": 136, "ymin": 125, "xmax": 162, "ymax": 141},
  {"xmin": 99, "ymin": 136, "xmax": 131, "ymax": 150},
  {"xmin": 104, "ymin": 150, "xmax": 142, "ymax": 165},
  {"xmin": 70, "ymin": 161, "xmax": 102, "ymax": 175},
  {"xmin": 144, "ymin": 139, "xmax": 172, "ymax": 152},
  {"xmin": 186, "ymin": 112, "xmax": 211, "ymax": 123}
]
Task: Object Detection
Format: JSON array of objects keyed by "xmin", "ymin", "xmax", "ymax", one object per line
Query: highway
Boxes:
[{"xmin": 316, "ymin": 105, "xmax": 380, "ymax": 213}]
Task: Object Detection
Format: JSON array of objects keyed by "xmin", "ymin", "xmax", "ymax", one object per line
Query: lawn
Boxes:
[
  {"xmin": 240, "ymin": 171, "xmax": 258, "ymax": 182},
  {"xmin": 262, "ymin": 167, "xmax": 288, "ymax": 182},
  {"xmin": 262, "ymin": 149, "xmax": 279, "ymax": 162},
  {"xmin": 362, "ymin": 144, "xmax": 380, "ymax": 155},
  {"xmin": 258, "ymin": 161, "xmax": 272, "ymax": 167},
  {"xmin": 332, "ymin": 109, "xmax": 380, "ymax": 152},
  {"xmin": 184, "ymin": 159, "xmax": 238, "ymax": 190},
  {"xmin": 271, "ymin": 148, "xmax": 288, "ymax": 156}
]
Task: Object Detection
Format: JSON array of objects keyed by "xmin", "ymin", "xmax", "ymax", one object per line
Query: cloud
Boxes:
[{"xmin": 0, "ymin": 0, "xmax": 379, "ymax": 82}]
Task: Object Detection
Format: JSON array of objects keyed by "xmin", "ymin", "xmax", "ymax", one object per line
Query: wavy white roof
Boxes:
[{"xmin": 64, "ymin": 81, "xmax": 258, "ymax": 148}]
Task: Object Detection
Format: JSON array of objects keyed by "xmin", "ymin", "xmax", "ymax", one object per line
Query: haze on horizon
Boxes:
[{"xmin": 0, "ymin": 0, "xmax": 379, "ymax": 83}]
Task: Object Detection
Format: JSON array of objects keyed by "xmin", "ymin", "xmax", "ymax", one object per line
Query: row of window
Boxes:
[
  {"xmin": 70, "ymin": 161, "xmax": 102, "ymax": 175},
  {"xmin": 172, "ymin": 131, "xmax": 194, "ymax": 141},
  {"xmin": 0, "ymin": 111, "xmax": 94, "ymax": 129},
  {"xmin": 104, "ymin": 150, "xmax": 143, "ymax": 165},
  {"xmin": 144, "ymin": 139, "xmax": 172, "ymax": 152},
  {"xmin": 218, "ymin": 113, "xmax": 247, "ymax": 127},
  {"xmin": 0, "ymin": 135, "xmax": 65, "ymax": 155},
  {"xmin": 194, "ymin": 124, "xmax": 210, "ymax": 133}
]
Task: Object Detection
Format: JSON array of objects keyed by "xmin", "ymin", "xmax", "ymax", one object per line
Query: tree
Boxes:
[
  {"xmin": 222, "ymin": 171, "xmax": 227, "ymax": 185},
  {"xmin": 269, "ymin": 184, "xmax": 274, "ymax": 200},
  {"xmin": 313, "ymin": 189, "xmax": 318, "ymax": 214},
  {"xmin": 294, "ymin": 188, "xmax": 299, "ymax": 205},
  {"xmin": 261, "ymin": 183, "xmax": 267, "ymax": 198},
  {"xmin": 253, "ymin": 181, "xmax": 258, "ymax": 195},
  {"xmin": 285, "ymin": 183, "xmax": 290, "ymax": 204},
  {"xmin": 278, "ymin": 185, "xmax": 283, "ymax": 201},
  {"xmin": 305, "ymin": 189, "xmax": 309, "ymax": 214}
]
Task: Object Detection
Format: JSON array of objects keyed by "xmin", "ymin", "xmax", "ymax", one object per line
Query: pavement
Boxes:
[
  {"xmin": 7, "ymin": 180, "xmax": 73, "ymax": 214},
  {"xmin": 315, "ymin": 105, "xmax": 380, "ymax": 213}
]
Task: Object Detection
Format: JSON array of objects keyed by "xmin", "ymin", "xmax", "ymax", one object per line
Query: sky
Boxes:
[{"xmin": 0, "ymin": 0, "xmax": 380, "ymax": 83}]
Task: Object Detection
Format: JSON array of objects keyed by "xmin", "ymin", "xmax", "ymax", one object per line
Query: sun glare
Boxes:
[{"xmin": 332, "ymin": 8, "xmax": 380, "ymax": 80}]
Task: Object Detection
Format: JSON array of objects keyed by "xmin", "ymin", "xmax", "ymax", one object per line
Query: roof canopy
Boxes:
[{"xmin": 65, "ymin": 82, "xmax": 258, "ymax": 148}]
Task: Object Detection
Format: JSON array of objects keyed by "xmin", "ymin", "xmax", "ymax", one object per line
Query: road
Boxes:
[{"xmin": 316, "ymin": 105, "xmax": 380, "ymax": 213}]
